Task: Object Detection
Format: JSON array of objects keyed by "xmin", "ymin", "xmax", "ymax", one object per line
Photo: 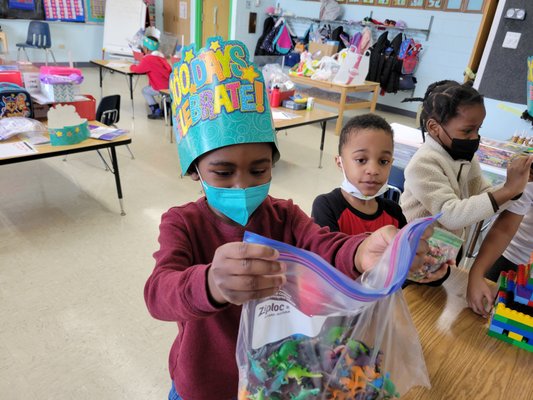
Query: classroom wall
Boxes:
[
  {"xmin": 276, "ymin": 1, "xmax": 483, "ymax": 116},
  {"xmin": 0, "ymin": 19, "xmax": 104, "ymax": 63},
  {"xmin": 230, "ymin": 0, "xmax": 276, "ymax": 60}
]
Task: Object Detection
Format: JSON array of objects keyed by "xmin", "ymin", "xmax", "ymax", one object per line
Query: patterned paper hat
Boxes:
[
  {"xmin": 143, "ymin": 36, "xmax": 159, "ymax": 51},
  {"xmin": 169, "ymin": 37, "xmax": 279, "ymax": 174}
]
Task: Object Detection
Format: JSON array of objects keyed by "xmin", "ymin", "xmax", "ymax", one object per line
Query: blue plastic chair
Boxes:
[{"xmin": 16, "ymin": 21, "xmax": 56, "ymax": 65}]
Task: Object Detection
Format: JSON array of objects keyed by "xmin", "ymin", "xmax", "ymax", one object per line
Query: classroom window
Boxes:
[
  {"xmin": 408, "ymin": 0, "xmax": 424, "ymax": 8},
  {"xmin": 465, "ymin": 0, "xmax": 484, "ymax": 12},
  {"xmin": 375, "ymin": 0, "xmax": 391, "ymax": 6},
  {"xmin": 444, "ymin": 0, "xmax": 463, "ymax": 10},
  {"xmin": 392, "ymin": 0, "xmax": 407, "ymax": 6}
]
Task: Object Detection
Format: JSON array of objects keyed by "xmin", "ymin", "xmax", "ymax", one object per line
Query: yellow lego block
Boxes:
[
  {"xmin": 494, "ymin": 303, "xmax": 533, "ymax": 328},
  {"xmin": 508, "ymin": 332, "xmax": 523, "ymax": 341}
]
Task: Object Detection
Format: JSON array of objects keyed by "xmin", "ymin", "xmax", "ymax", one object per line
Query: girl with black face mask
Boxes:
[{"xmin": 399, "ymin": 80, "xmax": 533, "ymax": 269}]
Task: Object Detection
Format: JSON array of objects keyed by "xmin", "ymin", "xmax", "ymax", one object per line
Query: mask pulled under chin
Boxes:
[
  {"xmin": 340, "ymin": 177, "xmax": 389, "ymax": 201},
  {"xmin": 338, "ymin": 157, "xmax": 389, "ymax": 200}
]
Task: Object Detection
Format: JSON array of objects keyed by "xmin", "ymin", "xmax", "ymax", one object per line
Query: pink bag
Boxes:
[{"xmin": 274, "ymin": 23, "xmax": 293, "ymax": 55}]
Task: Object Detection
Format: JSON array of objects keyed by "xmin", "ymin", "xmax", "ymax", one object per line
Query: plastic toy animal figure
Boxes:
[
  {"xmin": 247, "ymin": 387, "xmax": 266, "ymax": 400},
  {"xmin": 247, "ymin": 352, "xmax": 267, "ymax": 383},
  {"xmin": 265, "ymin": 369, "xmax": 288, "ymax": 396},
  {"xmin": 286, "ymin": 364, "xmax": 322, "ymax": 384},
  {"xmin": 339, "ymin": 365, "xmax": 368, "ymax": 397},
  {"xmin": 370, "ymin": 372, "xmax": 400, "ymax": 399},
  {"xmin": 268, "ymin": 339, "xmax": 300, "ymax": 370},
  {"xmin": 290, "ymin": 387, "xmax": 320, "ymax": 400},
  {"xmin": 327, "ymin": 387, "xmax": 349, "ymax": 400}
]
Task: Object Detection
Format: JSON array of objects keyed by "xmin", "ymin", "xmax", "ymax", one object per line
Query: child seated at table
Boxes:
[
  {"xmin": 129, "ymin": 35, "xmax": 171, "ymax": 119},
  {"xmin": 400, "ymin": 80, "xmax": 533, "ymax": 264},
  {"xmin": 312, "ymin": 113, "xmax": 449, "ymax": 285},
  {"xmin": 467, "ymin": 180, "xmax": 533, "ymax": 317},
  {"xmin": 144, "ymin": 38, "xmax": 436, "ymax": 400}
]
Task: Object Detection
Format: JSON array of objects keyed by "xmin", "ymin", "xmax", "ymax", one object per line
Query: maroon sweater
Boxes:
[{"xmin": 145, "ymin": 196, "xmax": 366, "ymax": 400}]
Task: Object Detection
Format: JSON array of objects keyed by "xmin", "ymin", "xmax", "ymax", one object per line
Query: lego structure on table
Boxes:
[{"xmin": 487, "ymin": 252, "xmax": 533, "ymax": 352}]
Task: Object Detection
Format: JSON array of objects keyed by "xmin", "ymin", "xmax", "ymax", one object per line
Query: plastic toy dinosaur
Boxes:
[
  {"xmin": 247, "ymin": 387, "xmax": 266, "ymax": 400},
  {"xmin": 339, "ymin": 365, "xmax": 368, "ymax": 397},
  {"xmin": 290, "ymin": 387, "xmax": 320, "ymax": 400},
  {"xmin": 327, "ymin": 387, "xmax": 349, "ymax": 400},
  {"xmin": 247, "ymin": 351, "xmax": 267, "ymax": 383},
  {"xmin": 286, "ymin": 364, "xmax": 322, "ymax": 384},
  {"xmin": 265, "ymin": 369, "xmax": 287, "ymax": 396},
  {"xmin": 268, "ymin": 339, "xmax": 300, "ymax": 369}
]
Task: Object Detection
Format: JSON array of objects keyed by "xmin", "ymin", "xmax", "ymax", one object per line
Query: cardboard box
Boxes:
[
  {"xmin": 41, "ymin": 82, "xmax": 76, "ymax": 102},
  {"xmin": 308, "ymin": 41, "xmax": 339, "ymax": 58}
]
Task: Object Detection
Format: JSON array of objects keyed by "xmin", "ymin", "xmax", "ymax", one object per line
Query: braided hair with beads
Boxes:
[{"xmin": 403, "ymin": 80, "xmax": 484, "ymax": 137}]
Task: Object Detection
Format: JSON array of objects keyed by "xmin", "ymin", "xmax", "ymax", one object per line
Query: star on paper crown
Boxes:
[{"xmin": 169, "ymin": 37, "xmax": 279, "ymax": 175}]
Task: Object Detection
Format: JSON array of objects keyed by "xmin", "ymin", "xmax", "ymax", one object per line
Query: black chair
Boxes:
[
  {"xmin": 95, "ymin": 95, "xmax": 134, "ymax": 170},
  {"xmin": 16, "ymin": 21, "xmax": 56, "ymax": 65},
  {"xmin": 383, "ymin": 165, "xmax": 405, "ymax": 204}
]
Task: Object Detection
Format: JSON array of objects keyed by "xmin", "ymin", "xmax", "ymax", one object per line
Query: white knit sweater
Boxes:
[{"xmin": 400, "ymin": 135, "xmax": 496, "ymax": 240}]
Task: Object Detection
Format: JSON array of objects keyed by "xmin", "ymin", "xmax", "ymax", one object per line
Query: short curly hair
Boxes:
[{"xmin": 338, "ymin": 114, "xmax": 393, "ymax": 155}]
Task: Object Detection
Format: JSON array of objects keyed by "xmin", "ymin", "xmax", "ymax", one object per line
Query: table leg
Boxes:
[
  {"xmin": 370, "ymin": 85, "xmax": 379, "ymax": 112},
  {"xmin": 319, "ymin": 121, "xmax": 326, "ymax": 169},
  {"xmin": 110, "ymin": 146, "xmax": 126, "ymax": 216},
  {"xmin": 163, "ymin": 95, "xmax": 168, "ymax": 126},
  {"xmin": 335, "ymin": 88, "xmax": 347, "ymax": 135},
  {"xmin": 129, "ymin": 74, "xmax": 135, "ymax": 119},
  {"xmin": 99, "ymin": 66, "xmax": 103, "ymax": 98}
]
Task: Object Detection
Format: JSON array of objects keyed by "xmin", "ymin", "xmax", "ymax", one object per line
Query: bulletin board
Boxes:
[
  {"xmin": 102, "ymin": 0, "xmax": 146, "ymax": 56},
  {"xmin": 0, "ymin": 0, "xmax": 45, "ymax": 19},
  {"xmin": 84, "ymin": 0, "xmax": 104, "ymax": 23},
  {"xmin": 43, "ymin": 0, "xmax": 85, "ymax": 22},
  {"xmin": 476, "ymin": 0, "xmax": 532, "ymax": 104}
]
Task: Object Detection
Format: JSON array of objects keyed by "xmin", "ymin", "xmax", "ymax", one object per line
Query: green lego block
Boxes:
[{"xmin": 493, "ymin": 314, "xmax": 533, "ymax": 333}]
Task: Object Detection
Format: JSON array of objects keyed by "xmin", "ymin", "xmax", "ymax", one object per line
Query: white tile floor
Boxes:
[{"xmin": 0, "ymin": 68, "xmax": 417, "ymax": 399}]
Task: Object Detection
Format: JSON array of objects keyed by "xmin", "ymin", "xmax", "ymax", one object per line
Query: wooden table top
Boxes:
[
  {"xmin": 403, "ymin": 267, "xmax": 533, "ymax": 400},
  {"xmin": 0, "ymin": 121, "xmax": 131, "ymax": 163},
  {"xmin": 90, "ymin": 59, "xmax": 137, "ymax": 75},
  {"xmin": 272, "ymin": 107, "xmax": 338, "ymax": 130},
  {"xmin": 288, "ymin": 74, "xmax": 379, "ymax": 90}
]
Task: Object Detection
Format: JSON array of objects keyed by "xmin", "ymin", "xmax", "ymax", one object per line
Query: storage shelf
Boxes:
[{"xmin": 269, "ymin": 13, "xmax": 433, "ymax": 40}]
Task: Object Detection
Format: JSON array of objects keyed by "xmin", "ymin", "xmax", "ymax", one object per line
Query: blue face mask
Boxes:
[{"xmin": 199, "ymin": 176, "xmax": 270, "ymax": 226}]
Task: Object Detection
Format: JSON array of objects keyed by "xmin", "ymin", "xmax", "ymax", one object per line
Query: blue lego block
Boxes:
[
  {"xmin": 490, "ymin": 319, "xmax": 533, "ymax": 342},
  {"xmin": 488, "ymin": 324, "xmax": 504, "ymax": 335}
]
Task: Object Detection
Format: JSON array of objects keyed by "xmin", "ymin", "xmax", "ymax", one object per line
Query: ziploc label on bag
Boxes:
[{"xmin": 251, "ymin": 289, "xmax": 327, "ymax": 350}]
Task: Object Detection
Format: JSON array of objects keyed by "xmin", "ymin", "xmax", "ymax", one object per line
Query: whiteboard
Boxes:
[{"xmin": 102, "ymin": 0, "xmax": 146, "ymax": 56}]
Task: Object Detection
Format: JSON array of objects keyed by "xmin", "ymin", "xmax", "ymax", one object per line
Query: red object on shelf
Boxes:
[
  {"xmin": 0, "ymin": 71, "xmax": 24, "ymax": 87},
  {"xmin": 268, "ymin": 88, "xmax": 294, "ymax": 107}
]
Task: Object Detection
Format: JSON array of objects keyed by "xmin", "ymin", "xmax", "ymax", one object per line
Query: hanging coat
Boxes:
[
  {"xmin": 380, "ymin": 33, "xmax": 404, "ymax": 93},
  {"xmin": 255, "ymin": 16, "xmax": 276, "ymax": 56},
  {"xmin": 365, "ymin": 31, "xmax": 389, "ymax": 83}
]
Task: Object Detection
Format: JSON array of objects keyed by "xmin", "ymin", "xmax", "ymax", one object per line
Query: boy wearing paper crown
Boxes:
[
  {"xmin": 144, "ymin": 38, "xmax": 434, "ymax": 400},
  {"xmin": 129, "ymin": 35, "xmax": 171, "ymax": 119}
]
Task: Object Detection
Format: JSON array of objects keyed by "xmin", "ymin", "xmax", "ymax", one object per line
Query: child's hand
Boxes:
[
  {"xmin": 354, "ymin": 226, "xmax": 399, "ymax": 273},
  {"xmin": 416, "ymin": 261, "xmax": 451, "ymax": 284},
  {"xmin": 354, "ymin": 225, "xmax": 431, "ymax": 274},
  {"xmin": 467, "ymin": 271, "xmax": 496, "ymax": 318},
  {"xmin": 504, "ymin": 155, "xmax": 533, "ymax": 197},
  {"xmin": 208, "ymin": 242, "xmax": 287, "ymax": 306}
]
